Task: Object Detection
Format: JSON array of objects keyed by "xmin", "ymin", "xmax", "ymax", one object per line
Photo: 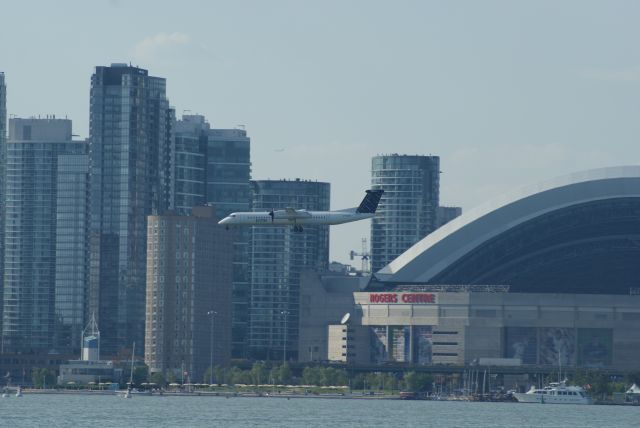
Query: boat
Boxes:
[
  {"xmin": 15, "ymin": 386, "xmax": 22, "ymax": 397},
  {"xmin": 512, "ymin": 381, "xmax": 592, "ymax": 404},
  {"xmin": 120, "ymin": 342, "xmax": 135, "ymax": 399}
]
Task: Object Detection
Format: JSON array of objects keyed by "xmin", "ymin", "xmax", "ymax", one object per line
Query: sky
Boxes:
[{"xmin": 2, "ymin": 0, "xmax": 640, "ymax": 265}]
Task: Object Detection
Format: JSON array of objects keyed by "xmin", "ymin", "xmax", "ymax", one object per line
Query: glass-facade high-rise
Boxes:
[
  {"xmin": 173, "ymin": 115, "xmax": 209, "ymax": 215},
  {"xmin": 1, "ymin": 118, "xmax": 88, "ymax": 353},
  {"xmin": 55, "ymin": 152, "xmax": 90, "ymax": 353},
  {"xmin": 89, "ymin": 64, "xmax": 173, "ymax": 356},
  {"xmin": 249, "ymin": 179, "xmax": 330, "ymax": 361},
  {"xmin": 371, "ymin": 154, "xmax": 440, "ymax": 272},
  {"xmin": 205, "ymin": 128, "xmax": 251, "ymax": 358},
  {"xmin": 0, "ymin": 72, "xmax": 6, "ymax": 339}
]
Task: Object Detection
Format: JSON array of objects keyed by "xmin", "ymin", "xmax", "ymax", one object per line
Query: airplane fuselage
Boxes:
[
  {"xmin": 218, "ymin": 189, "xmax": 384, "ymax": 230},
  {"xmin": 219, "ymin": 210, "xmax": 374, "ymax": 227}
]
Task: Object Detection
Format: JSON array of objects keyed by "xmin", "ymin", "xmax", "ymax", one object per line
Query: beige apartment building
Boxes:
[{"xmin": 144, "ymin": 207, "xmax": 233, "ymax": 382}]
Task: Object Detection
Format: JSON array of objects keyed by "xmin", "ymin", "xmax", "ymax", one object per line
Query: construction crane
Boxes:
[{"xmin": 349, "ymin": 238, "xmax": 371, "ymax": 274}]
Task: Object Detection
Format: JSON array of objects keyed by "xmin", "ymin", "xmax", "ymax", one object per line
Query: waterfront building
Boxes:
[
  {"xmin": 300, "ymin": 166, "xmax": 640, "ymax": 372},
  {"xmin": 249, "ymin": 179, "xmax": 330, "ymax": 360},
  {"xmin": 57, "ymin": 315, "xmax": 122, "ymax": 386},
  {"xmin": 205, "ymin": 128, "xmax": 251, "ymax": 358},
  {"xmin": 300, "ymin": 273, "xmax": 640, "ymax": 372},
  {"xmin": 1, "ymin": 118, "xmax": 88, "ymax": 353},
  {"xmin": 370, "ymin": 154, "xmax": 440, "ymax": 273},
  {"xmin": 88, "ymin": 64, "xmax": 174, "ymax": 356},
  {"xmin": 144, "ymin": 207, "xmax": 232, "ymax": 382}
]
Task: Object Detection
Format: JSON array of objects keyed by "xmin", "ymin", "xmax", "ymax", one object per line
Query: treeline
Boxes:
[
  {"xmin": 569, "ymin": 369, "xmax": 640, "ymax": 399},
  {"xmin": 149, "ymin": 363, "xmax": 433, "ymax": 392}
]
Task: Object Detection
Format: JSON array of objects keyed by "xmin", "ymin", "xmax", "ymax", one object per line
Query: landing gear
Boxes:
[{"xmin": 293, "ymin": 225, "xmax": 304, "ymax": 232}]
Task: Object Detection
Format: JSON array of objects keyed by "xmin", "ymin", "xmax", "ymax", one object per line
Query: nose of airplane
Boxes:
[{"xmin": 218, "ymin": 217, "xmax": 230, "ymax": 225}]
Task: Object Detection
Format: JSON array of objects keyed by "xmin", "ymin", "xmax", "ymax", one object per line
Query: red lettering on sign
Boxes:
[
  {"xmin": 369, "ymin": 293, "xmax": 398, "ymax": 303},
  {"xmin": 369, "ymin": 293, "xmax": 436, "ymax": 304}
]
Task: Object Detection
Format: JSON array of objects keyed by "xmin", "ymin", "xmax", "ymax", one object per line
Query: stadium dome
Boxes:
[{"xmin": 375, "ymin": 166, "xmax": 640, "ymax": 294}]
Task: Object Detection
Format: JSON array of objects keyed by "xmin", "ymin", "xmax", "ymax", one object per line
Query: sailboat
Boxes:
[{"xmin": 122, "ymin": 342, "xmax": 135, "ymax": 399}]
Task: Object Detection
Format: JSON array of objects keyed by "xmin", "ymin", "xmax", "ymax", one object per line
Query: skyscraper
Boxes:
[
  {"xmin": 144, "ymin": 207, "xmax": 232, "ymax": 382},
  {"xmin": 249, "ymin": 179, "xmax": 330, "ymax": 360},
  {"xmin": 370, "ymin": 154, "xmax": 440, "ymax": 272},
  {"xmin": 173, "ymin": 115, "xmax": 209, "ymax": 215},
  {"xmin": 170, "ymin": 114, "xmax": 252, "ymax": 358},
  {"xmin": 1, "ymin": 118, "xmax": 88, "ymax": 353},
  {"xmin": 0, "ymin": 73, "xmax": 5, "ymax": 139},
  {"xmin": 89, "ymin": 64, "xmax": 173, "ymax": 356},
  {"xmin": 0, "ymin": 72, "xmax": 6, "ymax": 338},
  {"xmin": 205, "ymin": 127, "xmax": 251, "ymax": 358}
]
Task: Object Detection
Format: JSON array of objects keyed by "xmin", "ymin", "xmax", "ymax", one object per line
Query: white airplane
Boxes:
[{"xmin": 218, "ymin": 189, "xmax": 384, "ymax": 232}]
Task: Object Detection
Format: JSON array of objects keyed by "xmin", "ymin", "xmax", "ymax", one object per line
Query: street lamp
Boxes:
[
  {"xmin": 207, "ymin": 310, "xmax": 217, "ymax": 384},
  {"xmin": 280, "ymin": 310, "xmax": 290, "ymax": 365}
]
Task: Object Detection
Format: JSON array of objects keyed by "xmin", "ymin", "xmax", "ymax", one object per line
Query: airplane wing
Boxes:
[{"xmin": 274, "ymin": 208, "xmax": 312, "ymax": 219}]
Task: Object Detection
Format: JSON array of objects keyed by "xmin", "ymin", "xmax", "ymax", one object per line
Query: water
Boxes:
[{"xmin": 0, "ymin": 394, "xmax": 637, "ymax": 427}]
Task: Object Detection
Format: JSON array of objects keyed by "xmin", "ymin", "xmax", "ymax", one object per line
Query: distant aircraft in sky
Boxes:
[{"xmin": 218, "ymin": 189, "xmax": 384, "ymax": 232}]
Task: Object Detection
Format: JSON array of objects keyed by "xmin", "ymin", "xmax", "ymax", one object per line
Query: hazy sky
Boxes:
[{"xmin": 2, "ymin": 1, "xmax": 640, "ymax": 265}]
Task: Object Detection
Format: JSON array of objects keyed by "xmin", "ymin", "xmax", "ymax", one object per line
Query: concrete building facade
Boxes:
[
  {"xmin": 299, "ymin": 274, "xmax": 640, "ymax": 371},
  {"xmin": 144, "ymin": 207, "xmax": 233, "ymax": 383}
]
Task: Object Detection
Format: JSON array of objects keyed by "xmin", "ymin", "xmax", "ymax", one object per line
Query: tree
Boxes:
[
  {"xmin": 278, "ymin": 363, "xmax": 292, "ymax": 384},
  {"xmin": 149, "ymin": 372, "xmax": 165, "ymax": 387},
  {"xmin": 32, "ymin": 368, "xmax": 56, "ymax": 389},
  {"xmin": 302, "ymin": 367, "xmax": 322, "ymax": 386},
  {"xmin": 321, "ymin": 368, "xmax": 347, "ymax": 386},
  {"xmin": 166, "ymin": 370, "xmax": 177, "ymax": 384},
  {"xmin": 250, "ymin": 362, "xmax": 269, "ymax": 385},
  {"xmin": 403, "ymin": 371, "xmax": 433, "ymax": 392},
  {"xmin": 269, "ymin": 363, "xmax": 292, "ymax": 385},
  {"xmin": 131, "ymin": 365, "xmax": 148, "ymax": 387}
]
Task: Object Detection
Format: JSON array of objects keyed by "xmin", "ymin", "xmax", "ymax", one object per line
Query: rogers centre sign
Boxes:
[{"xmin": 368, "ymin": 292, "xmax": 436, "ymax": 304}]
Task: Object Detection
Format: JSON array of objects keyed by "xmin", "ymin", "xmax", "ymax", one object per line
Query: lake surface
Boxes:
[{"xmin": 0, "ymin": 394, "xmax": 637, "ymax": 427}]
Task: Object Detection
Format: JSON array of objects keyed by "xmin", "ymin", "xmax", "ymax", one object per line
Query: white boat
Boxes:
[
  {"xmin": 120, "ymin": 342, "xmax": 135, "ymax": 399},
  {"xmin": 15, "ymin": 386, "xmax": 22, "ymax": 397},
  {"xmin": 513, "ymin": 381, "xmax": 592, "ymax": 404}
]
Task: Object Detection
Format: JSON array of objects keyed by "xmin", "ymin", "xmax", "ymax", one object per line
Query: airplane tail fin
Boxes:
[{"xmin": 356, "ymin": 189, "xmax": 384, "ymax": 214}]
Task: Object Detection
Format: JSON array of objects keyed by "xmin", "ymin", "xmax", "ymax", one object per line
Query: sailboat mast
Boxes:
[{"xmin": 129, "ymin": 342, "xmax": 136, "ymax": 386}]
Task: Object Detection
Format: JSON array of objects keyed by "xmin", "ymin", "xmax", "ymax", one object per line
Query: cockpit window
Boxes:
[{"xmin": 231, "ymin": 214, "xmax": 236, "ymax": 217}]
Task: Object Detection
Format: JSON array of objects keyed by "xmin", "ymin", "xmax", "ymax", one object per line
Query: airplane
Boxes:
[{"xmin": 218, "ymin": 189, "xmax": 384, "ymax": 232}]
